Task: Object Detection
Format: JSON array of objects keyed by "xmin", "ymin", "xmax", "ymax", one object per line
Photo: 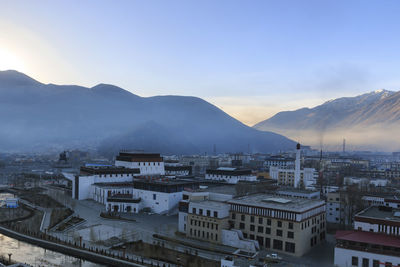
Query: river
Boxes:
[{"xmin": 0, "ymin": 233, "xmax": 104, "ymax": 267}]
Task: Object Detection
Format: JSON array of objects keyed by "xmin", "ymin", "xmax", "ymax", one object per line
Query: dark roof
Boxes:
[
  {"xmin": 336, "ymin": 230, "xmax": 400, "ymax": 248},
  {"xmin": 80, "ymin": 166, "xmax": 139, "ymax": 175},
  {"xmin": 116, "ymin": 152, "xmax": 163, "ymax": 162},
  {"xmin": 206, "ymin": 169, "xmax": 252, "ymax": 176}
]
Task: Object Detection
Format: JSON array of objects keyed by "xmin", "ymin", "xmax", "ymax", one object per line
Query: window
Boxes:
[
  {"xmin": 265, "ymin": 238, "xmax": 271, "ymax": 248},
  {"xmin": 239, "ymin": 223, "xmax": 245, "ymax": 229},
  {"xmin": 214, "ymin": 211, "xmax": 218, "ymax": 217},
  {"xmin": 288, "ymin": 222, "xmax": 293, "ymax": 229},
  {"xmin": 199, "ymin": 209, "xmax": 203, "ymax": 215},
  {"xmin": 241, "ymin": 214, "xmax": 245, "ymax": 221},
  {"xmin": 267, "ymin": 219, "xmax": 271, "ymax": 225},
  {"xmin": 362, "ymin": 258, "xmax": 369, "ymax": 267},
  {"xmin": 258, "ymin": 226, "xmax": 263, "ymax": 233},
  {"xmin": 258, "ymin": 217, "xmax": 263, "ymax": 224},
  {"xmin": 287, "ymin": 231, "xmax": 294, "ymax": 239},
  {"xmin": 250, "ymin": 225, "xmax": 255, "ymax": 231},
  {"xmin": 192, "ymin": 208, "xmax": 196, "ymax": 214},
  {"xmin": 265, "ymin": 227, "xmax": 271, "ymax": 234},
  {"xmin": 207, "ymin": 210, "xmax": 211, "ymax": 216},
  {"xmin": 250, "ymin": 216, "xmax": 255, "ymax": 223},
  {"xmin": 231, "ymin": 213, "xmax": 236, "ymax": 219},
  {"xmin": 373, "ymin": 260, "xmax": 380, "ymax": 267},
  {"xmin": 351, "ymin": 257, "xmax": 358, "ymax": 266},
  {"xmin": 276, "ymin": 229, "xmax": 282, "ymax": 237},
  {"xmin": 277, "ymin": 221, "xmax": 282, "ymax": 227},
  {"xmin": 285, "ymin": 242, "xmax": 295, "ymax": 253},
  {"xmin": 385, "ymin": 263, "xmax": 392, "ymax": 267},
  {"xmin": 273, "ymin": 239, "xmax": 283, "ymax": 250},
  {"xmin": 153, "ymin": 194, "xmax": 156, "ymax": 200}
]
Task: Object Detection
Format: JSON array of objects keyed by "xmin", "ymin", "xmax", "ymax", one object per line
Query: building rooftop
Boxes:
[
  {"xmin": 355, "ymin": 206, "xmax": 400, "ymax": 223},
  {"xmin": 80, "ymin": 166, "xmax": 140, "ymax": 175},
  {"xmin": 116, "ymin": 151, "xmax": 163, "ymax": 162},
  {"xmin": 336, "ymin": 230, "xmax": 400, "ymax": 248},
  {"xmin": 227, "ymin": 193, "xmax": 325, "ymax": 212},
  {"xmin": 190, "ymin": 200, "xmax": 230, "ymax": 209}
]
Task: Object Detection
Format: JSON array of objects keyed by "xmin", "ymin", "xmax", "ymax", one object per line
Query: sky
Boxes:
[{"xmin": 1, "ymin": 0, "xmax": 400, "ymax": 125}]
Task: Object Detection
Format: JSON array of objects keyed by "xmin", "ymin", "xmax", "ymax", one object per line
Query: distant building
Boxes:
[
  {"xmin": 269, "ymin": 144, "xmax": 317, "ymax": 189},
  {"xmin": 205, "ymin": 167, "xmax": 257, "ymax": 184},
  {"xmin": 264, "ymin": 156, "xmax": 295, "ymax": 169}
]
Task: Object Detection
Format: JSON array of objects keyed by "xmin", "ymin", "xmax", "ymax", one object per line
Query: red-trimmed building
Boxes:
[{"xmin": 334, "ymin": 230, "xmax": 400, "ymax": 267}]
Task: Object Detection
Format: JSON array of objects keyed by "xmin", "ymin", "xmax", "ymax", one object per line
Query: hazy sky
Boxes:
[{"xmin": 1, "ymin": 0, "xmax": 400, "ymax": 125}]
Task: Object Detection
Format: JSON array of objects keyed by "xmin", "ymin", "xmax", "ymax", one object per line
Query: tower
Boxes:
[
  {"xmin": 294, "ymin": 143, "xmax": 301, "ymax": 188},
  {"xmin": 342, "ymin": 138, "xmax": 346, "ymax": 154}
]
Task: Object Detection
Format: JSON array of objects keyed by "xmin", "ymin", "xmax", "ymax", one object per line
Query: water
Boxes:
[{"xmin": 0, "ymin": 234, "xmax": 104, "ymax": 267}]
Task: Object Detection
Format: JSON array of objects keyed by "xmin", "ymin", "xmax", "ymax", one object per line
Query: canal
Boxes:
[{"xmin": 0, "ymin": 233, "xmax": 104, "ymax": 267}]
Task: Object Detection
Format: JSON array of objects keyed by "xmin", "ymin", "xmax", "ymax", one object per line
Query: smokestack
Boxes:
[
  {"xmin": 294, "ymin": 143, "xmax": 301, "ymax": 188},
  {"xmin": 343, "ymin": 138, "xmax": 346, "ymax": 154}
]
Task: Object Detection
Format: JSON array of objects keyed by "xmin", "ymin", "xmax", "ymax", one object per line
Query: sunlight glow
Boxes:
[{"xmin": 0, "ymin": 48, "xmax": 25, "ymax": 71}]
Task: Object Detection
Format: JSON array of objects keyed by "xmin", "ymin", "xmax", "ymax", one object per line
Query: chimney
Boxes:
[{"xmin": 294, "ymin": 143, "xmax": 301, "ymax": 188}]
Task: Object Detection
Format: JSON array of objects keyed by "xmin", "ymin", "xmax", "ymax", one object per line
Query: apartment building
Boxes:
[{"xmin": 227, "ymin": 194, "xmax": 326, "ymax": 256}]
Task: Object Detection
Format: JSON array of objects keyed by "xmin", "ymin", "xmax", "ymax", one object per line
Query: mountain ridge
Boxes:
[
  {"xmin": 253, "ymin": 89, "xmax": 400, "ymax": 151},
  {"xmin": 0, "ymin": 70, "xmax": 295, "ymax": 154}
]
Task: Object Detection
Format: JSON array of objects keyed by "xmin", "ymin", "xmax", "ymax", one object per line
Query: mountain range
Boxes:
[
  {"xmin": 0, "ymin": 70, "xmax": 295, "ymax": 154},
  {"xmin": 253, "ymin": 89, "xmax": 400, "ymax": 151}
]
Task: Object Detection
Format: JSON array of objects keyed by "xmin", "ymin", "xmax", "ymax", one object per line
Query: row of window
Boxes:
[
  {"xmin": 233, "ymin": 213, "xmax": 294, "ymax": 229},
  {"xmin": 239, "ymin": 223, "xmax": 294, "ymax": 238},
  {"xmin": 230, "ymin": 204, "xmax": 298, "ymax": 221},
  {"xmin": 192, "ymin": 207, "xmax": 218, "ymax": 217},
  {"xmin": 189, "ymin": 229, "xmax": 218, "ymax": 241},
  {"xmin": 138, "ymin": 162, "xmax": 161, "ymax": 166},
  {"xmin": 190, "ymin": 219, "xmax": 219, "ymax": 230},
  {"xmin": 352, "ymin": 256, "xmax": 399, "ymax": 267}
]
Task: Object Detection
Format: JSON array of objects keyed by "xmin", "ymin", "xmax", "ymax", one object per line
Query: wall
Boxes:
[{"xmin": 334, "ymin": 247, "xmax": 400, "ymax": 267}]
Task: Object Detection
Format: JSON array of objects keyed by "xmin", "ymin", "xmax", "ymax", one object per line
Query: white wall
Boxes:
[
  {"xmin": 334, "ymin": 247, "xmax": 400, "ymax": 267},
  {"xmin": 178, "ymin": 212, "xmax": 187, "ymax": 233},
  {"xmin": 115, "ymin": 160, "xmax": 165, "ymax": 175},
  {"xmin": 221, "ymin": 229, "xmax": 259, "ymax": 252}
]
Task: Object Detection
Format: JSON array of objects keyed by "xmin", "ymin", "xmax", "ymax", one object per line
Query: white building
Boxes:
[
  {"xmin": 354, "ymin": 206, "xmax": 400, "ymax": 235},
  {"xmin": 64, "ymin": 166, "xmax": 140, "ymax": 200},
  {"xmin": 115, "ymin": 152, "xmax": 165, "ymax": 175},
  {"xmin": 205, "ymin": 167, "xmax": 257, "ymax": 184},
  {"xmin": 334, "ymin": 230, "xmax": 400, "ymax": 267}
]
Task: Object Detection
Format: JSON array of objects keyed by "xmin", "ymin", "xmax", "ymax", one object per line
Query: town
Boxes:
[{"xmin": 1, "ymin": 143, "xmax": 399, "ymax": 266}]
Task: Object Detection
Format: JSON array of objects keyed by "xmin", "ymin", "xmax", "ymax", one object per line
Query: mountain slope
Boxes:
[
  {"xmin": 253, "ymin": 90, "xmax": 400, "ymax": 151},
  {"xmin": 0, "ymin": 70, "xmax": 295, "ymax": 154}
]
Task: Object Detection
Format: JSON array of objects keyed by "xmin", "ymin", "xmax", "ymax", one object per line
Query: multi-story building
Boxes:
[
  {"xmin": 362, "ymin": 195, "xmax": 400, "ymax": 209},
  {"xmin": 115, "ymin": 151, "xmax": 165, "ymax": 175},
  {"xmin": 326, "ymin": 192, "xmax": 344, "ymax": 224},
  {"xmin": 334, "ymin": 202, "xmax": 400, "ymax": 266},
  {"xmin": 264, "ymin": 156, "xmax": 295, "ymax": 169},
  {"xmin": 354, "ymin": 206, "xmax": 400, "ymax": 235},
  {"xmin": 205, "ymin": 167, "xmax": 257, "ymax": 184},
  {"xmin": 186, "ymin": 200, "xmax": 230, "ymax": 243},
  {"xmin": 228, "ymin": 194, "xmax": 326, "ymax": 256},
  {"xmin": 334, "ymin": 230, "xmax": 400, "ymax": 267},
  {"xmin": 66, "ymin": 166, "xmax": 140, "ymax": 200}
]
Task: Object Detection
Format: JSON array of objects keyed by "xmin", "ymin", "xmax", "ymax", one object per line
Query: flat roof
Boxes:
[
  {"xmin": 336, "ymin": 230, "xmax": 400, "ymax": 248},
  {"xmin": 355, "ymin": 206, "xmax": 400, "ymax": 222},
  {"xmin": 190, "ymin": 200, "xmax": 230, "ymax": 209},
  {"xmin": 227, "ymin": 193, "xmax": 325, "ymax": 213},
  {"xmin": 80, "ymin": 166, "xmax": 140, "ymax": 175}
]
